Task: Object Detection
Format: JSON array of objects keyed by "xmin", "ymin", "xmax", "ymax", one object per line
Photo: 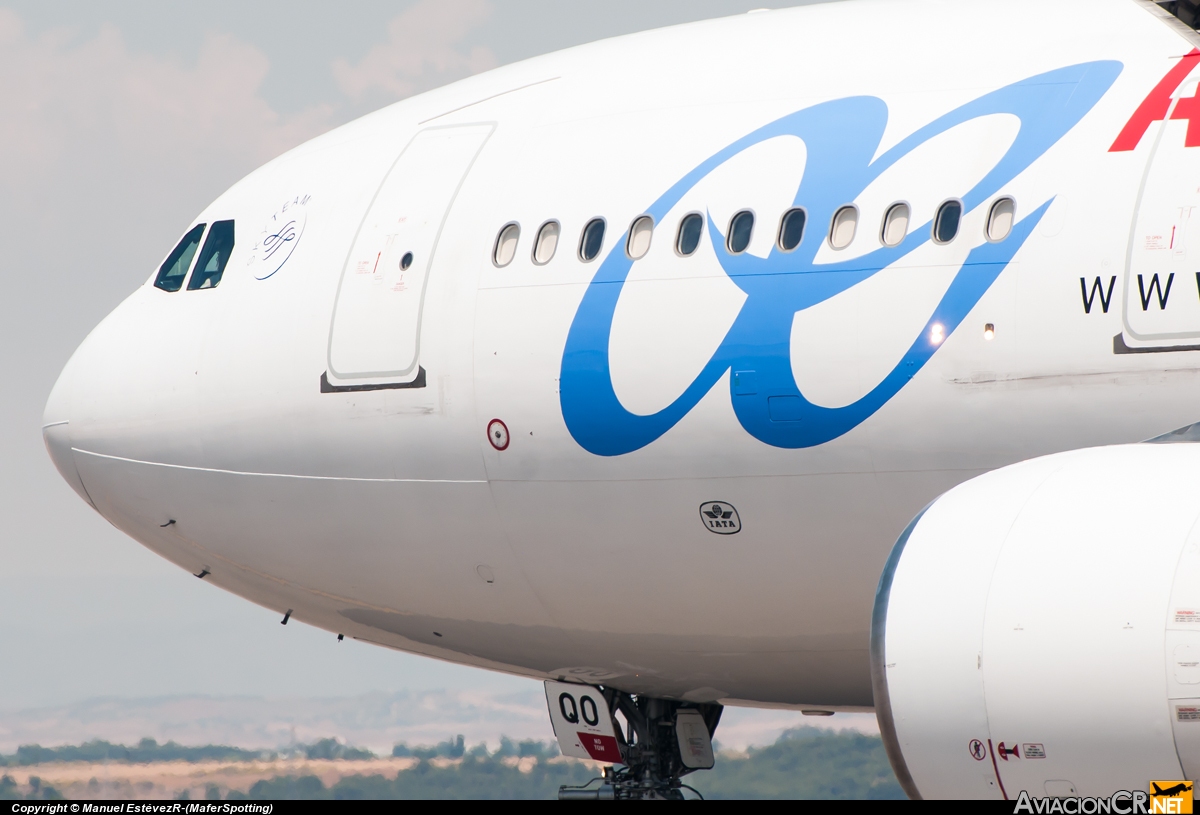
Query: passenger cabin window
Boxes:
[
  {"xmin": 188, "ymin": 220, "xmax": 235, "ymax": 290},
  {"xmin": 676, "ymin": 213, "xmax": 703, "ymax": 257},
  {"xmin": 627, "ymin": 216, "xmax": 654, "ymax": 260},
  {"xmin": 934, "ymin": 200, "xmax": 962, "ymax": 244},
  {"xmin": 154, "ymin": 224, "xmax": 206, "ymax": 292},
  {"xmin": 728, "ymin": 211, "xmax": 754, "ymax": 254},
  {"xmin": 579, "ymin": 218, "xmax": 606, "ymax": 262},
  {"xmin": 987, "ymin": 198, "xmax": 1015, "ymax": 242},
  {"xmin": 881, "ymin": 203, "xmax": 910, "ymax": 248},
  {"xmin": 493, "ymin": 223, "xmax": 519, "ymax": 267},
  {"xmin": 829, "ymin": 206, "xmax": 858, "ymax": 250},
  {"xmin": 533, "ymin": 221, "xmax": 559, "ymax": 265},
  {"xmin": 777, "ymin": 208, "xmax": 806, "ymax": 252}
]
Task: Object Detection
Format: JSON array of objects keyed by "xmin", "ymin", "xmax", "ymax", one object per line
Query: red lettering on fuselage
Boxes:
[{"xmin": 1111, "ymin": 49, "xmax": 1200, "ymax": 151}]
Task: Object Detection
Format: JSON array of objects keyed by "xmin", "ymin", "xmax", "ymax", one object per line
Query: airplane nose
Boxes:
[{"xmin": 43, "ymin": 349, "xmax": 94, "ymax": 508}]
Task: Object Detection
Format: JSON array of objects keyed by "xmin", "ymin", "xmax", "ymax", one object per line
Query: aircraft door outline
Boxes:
[{"xmin": 326, "ymin": 122, "xmax": 496, "ymax": 389}]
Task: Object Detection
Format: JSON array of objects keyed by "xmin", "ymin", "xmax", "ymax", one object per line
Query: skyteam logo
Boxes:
[{"xmin": 560, "ymin": 62, "xmax": 1121, "ymax": 457}]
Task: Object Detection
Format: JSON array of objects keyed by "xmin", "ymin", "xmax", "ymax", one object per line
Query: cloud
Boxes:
[
  {"xmin": 0, "ymin": 7, "xmax": 340, "ymax": 412},
  {"xmin": 0, "ymin": 9, "xmax": 333, "ymax": 186},
  {"xmin": 332, "ymin": 0, "xmax": 498, "ymax": 102}
]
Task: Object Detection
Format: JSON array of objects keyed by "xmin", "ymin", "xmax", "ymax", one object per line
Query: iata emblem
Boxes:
[{"xmin": 700, "ymin": 502, "xmax": 741, "ymax": 535}]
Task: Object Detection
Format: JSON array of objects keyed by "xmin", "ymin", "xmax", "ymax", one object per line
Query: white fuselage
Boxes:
[{"xmin": 42, "ymin": 0, "xmax": 1200, "ymax": 710}]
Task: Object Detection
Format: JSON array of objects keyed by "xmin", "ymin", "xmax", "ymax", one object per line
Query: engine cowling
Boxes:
[{"xmin": 873, "ymin": 443, "xmax": 1200, "ymax": 800}]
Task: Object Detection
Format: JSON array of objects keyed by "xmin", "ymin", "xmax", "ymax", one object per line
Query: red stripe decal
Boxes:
[
  {"xmin": 1111, "ymin": 49, "xmax": 1200, "ymax": 152},
  {"xmin": 988, "ymin": 738, "xmax": 1009, "ymax": 801}
]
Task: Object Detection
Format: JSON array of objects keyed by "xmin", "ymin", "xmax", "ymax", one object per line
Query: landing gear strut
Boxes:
[{"xmin": 557, "ymin": 688, "xmax": 722, "ymax": 801}]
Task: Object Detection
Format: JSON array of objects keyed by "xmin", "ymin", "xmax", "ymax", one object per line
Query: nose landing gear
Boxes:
[{"xmin": 549, "ymin": 683, "xmax": 722, "ymax": 801}]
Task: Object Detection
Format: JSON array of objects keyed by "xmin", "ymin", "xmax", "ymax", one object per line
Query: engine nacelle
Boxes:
[{"xmin": 873, "ymin": 443, "xmax": 1200, "ymax": 800}]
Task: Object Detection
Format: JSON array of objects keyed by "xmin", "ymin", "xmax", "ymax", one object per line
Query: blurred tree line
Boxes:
[
  {"xmin": 220, "ymin": 728, "xmax": 904, "ymax": 800},
  {"xmin": 1, "ymin": 727, "xmax": 906, "ymax": 799},
  {"xmin": 0, "ymin": 775, "xmax": 64, "ymax": 801},
  {"xmin": 0, "ymin": 737, "xmax": 371, "ymax": 767}
]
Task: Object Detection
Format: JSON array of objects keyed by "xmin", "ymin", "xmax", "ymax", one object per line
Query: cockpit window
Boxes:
[
  {"xmin": 154, "ymin": 224, "xmax": 205, "ymax": 292},
  {"xmin": 188, "ymin": 220, "xmax": 235, "ymax": 290}
]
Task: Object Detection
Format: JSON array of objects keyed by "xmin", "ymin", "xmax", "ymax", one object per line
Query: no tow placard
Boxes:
[{"xmin": 545, "ymin": 681, "xmax": 623, "ymax": 763}]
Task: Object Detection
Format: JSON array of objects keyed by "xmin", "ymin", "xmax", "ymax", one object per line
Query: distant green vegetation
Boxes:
[
  {"xmin": 221, "ymin": 728, "xmax": 903, "ymax": 801},
  {"xmin": 0, "ymin": 737, "xmax": 369, "ymax": 767},
  {"xmin": 2, "ymin": 728, "xmax": 906, "ymax": 799},
  {"xmin": 693, "ymin": 727, "xmax": 904, "ymax": 800},
  {"xmin": 391, "ymin": 735, "xmax": 550, "ymax": 761},
  {"xmin": 0, "ymin": 738, "xmax": 264, "ymax": 766},
  {"xmin": 293, "ymin": 738, "xmax": 374, "ymax": 761},
  {"xmin": 219, "ymin": 736, "xmax": 588, "ymax": 800},
  {"xmin": 0, "ymin": 775, "xmax": 63, "ymax": 801},
  {"xmin": 228, "ymin": 754, "xmax": 598, "ymax": 801}
]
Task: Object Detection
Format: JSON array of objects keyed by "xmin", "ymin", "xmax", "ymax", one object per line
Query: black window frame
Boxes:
[
  {"xmin": 675, "ymin": 213, "xmax": 703, "ymax": 257},
  {"xmin": 933, "ymin": 200, "xmax": 963, "ymax": 245},
  {"xmin": 579, "ymin": 218, "xmax": 607, "ymax": 263},
  {"xmin": 777, "ymin": 207, "xmax": 807, "ymax": 253},
  {"xmin": 188, "ymin": 220, "xmax": 236, "ymax": 290},
  {"xmin": 880, "ymin": 202, "xmax": 912, "ymax": 248},
  {"xmin": 154, "ymin": 224, "xmax": 206, "ymax": 293},
  {"xmin": 828, "ymin": 205, "xmax": 859, "ymax": 250},
  {"xmin": 727, "ymin": 210, "xmax": 755, "ymax": 255},
  {"xmin": 492, "ymin": 222, "xmax": 520, "ymax": 268},
  {"xmin": 985, "ymin": 197, "xmax": 1016, "ymax": 243}
]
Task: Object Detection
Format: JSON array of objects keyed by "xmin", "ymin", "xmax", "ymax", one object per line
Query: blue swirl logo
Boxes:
[
  {"xmin": 262, "ymin": 220, "xmax": 299, "ymax": 262},
  {"xmin": 250, "ymin": 194, "xmax": 310, "ymax": 281},
  {"xmin": 559, "ymin": 62, "xmax": 1121, "ymax": 457}
]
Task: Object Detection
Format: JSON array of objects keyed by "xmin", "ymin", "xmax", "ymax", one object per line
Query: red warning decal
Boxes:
[
  {"xmin": 997, "ymin": 742, "xmax": 1020, "ymax": 761},
  {"xmin": 578, "ymin": 733, "xmax": 622, "ymax": 762},
  {"xmin": 1111, "ymin": 49, "xmax": 1200, "ymax": 152}
]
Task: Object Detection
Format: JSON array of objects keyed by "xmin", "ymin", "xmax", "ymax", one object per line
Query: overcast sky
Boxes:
[{"xmin": 0, "ymin": 0, "xmax": 846, "ymax": 715}]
